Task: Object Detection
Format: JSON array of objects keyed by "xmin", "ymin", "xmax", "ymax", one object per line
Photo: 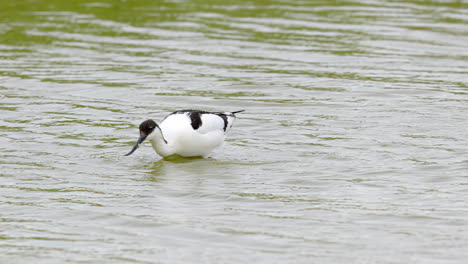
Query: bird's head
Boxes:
[{"xmin": 125, "ymin": 119, "xmax": 157, "ymax": 156}]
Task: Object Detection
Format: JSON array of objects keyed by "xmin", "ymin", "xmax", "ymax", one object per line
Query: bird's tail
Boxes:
[{"xmin": 231, "ymin": 110, "xmax": 245, "ymax": 114}]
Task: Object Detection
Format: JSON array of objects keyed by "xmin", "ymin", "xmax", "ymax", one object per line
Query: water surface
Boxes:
[{"xmin": 1, "ymin": 0, "xmax": 468, "ymax": 263}]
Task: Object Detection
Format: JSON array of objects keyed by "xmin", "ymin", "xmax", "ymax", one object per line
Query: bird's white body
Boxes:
[{"xmin": 130, "ymin": 110, "xmax": 242, "ymax": 158}]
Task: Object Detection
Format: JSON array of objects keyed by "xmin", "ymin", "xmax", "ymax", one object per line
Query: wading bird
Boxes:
[{"xmin": 125, "ymin": 109, "xmax": 244, "ymax": 158}]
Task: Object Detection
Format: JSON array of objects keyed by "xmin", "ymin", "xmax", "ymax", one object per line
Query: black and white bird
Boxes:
[{"xmin": 125, "ymin": 109, "xmax": 244, "ymax": 158}]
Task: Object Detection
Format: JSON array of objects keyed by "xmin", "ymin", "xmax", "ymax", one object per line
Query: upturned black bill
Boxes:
[{"xmin": 124, "ymin": 134, "xmax": 147, "ymax": 156}]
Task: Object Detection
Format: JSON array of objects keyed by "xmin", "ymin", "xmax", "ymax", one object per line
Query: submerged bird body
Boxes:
[{"xmin": 125, "ymin": 110, "xmax": 243, "ymax": 158}]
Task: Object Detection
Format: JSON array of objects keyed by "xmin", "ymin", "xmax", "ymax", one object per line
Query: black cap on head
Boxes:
[
  {"xmin": 125, "ymin": 119, "xmax": 157, "ymax": 156},
  {"xmin": 139, "ymin": 119, "xmax": 157, "ymax": 136}
]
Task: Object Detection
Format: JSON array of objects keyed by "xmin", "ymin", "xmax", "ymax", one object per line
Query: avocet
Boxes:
[{"xmin": 125, "ymin": 109, "xmax": 244, "ymax": 158}]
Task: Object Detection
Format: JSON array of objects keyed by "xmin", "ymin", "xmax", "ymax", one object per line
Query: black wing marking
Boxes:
[
  {"xmin": 164, "ymin": 109, "xmax": 243, "ymax": 131},
  {"xmin": 188, "ymin": 111, "xmax": 202, "ymax": 130},
  {"xmin": 218, "ymin": 114, "xmax": 228, "ymax": 131},
  {"xmin": 166, "ymin": 109, "xmax": 205, "ymax": 130}
]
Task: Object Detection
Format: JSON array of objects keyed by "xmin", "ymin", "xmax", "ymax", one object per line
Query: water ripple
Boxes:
[{"xmin": 1, "ymin": 0, "xmax": 468, "ymax": 263}]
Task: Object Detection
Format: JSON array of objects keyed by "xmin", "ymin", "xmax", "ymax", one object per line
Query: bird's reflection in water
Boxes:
[
  {"xmin": 163, "ymin": 154, "xmax": 208, "ymax": 163},
  {"xmin": 143, "ymin": 155, "xmax": 219, "ymax": 182}
]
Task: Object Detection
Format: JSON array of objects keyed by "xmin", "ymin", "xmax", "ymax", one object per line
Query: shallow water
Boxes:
[{"xmin": 1, "ymin": 0, "xmax": 468, "ymax": 263}]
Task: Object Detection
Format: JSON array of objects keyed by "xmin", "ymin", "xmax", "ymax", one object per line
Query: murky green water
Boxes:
[{"xmin": 1, "ymin": 0, "xmax": 468, "ymax": 263}]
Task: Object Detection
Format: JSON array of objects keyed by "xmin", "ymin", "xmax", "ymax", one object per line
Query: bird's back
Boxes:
[{"xmin": 158, "ymin": 110, "xmax": 238, "ymax": 157}]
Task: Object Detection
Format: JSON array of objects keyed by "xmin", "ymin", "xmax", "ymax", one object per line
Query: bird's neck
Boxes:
[
  {"xmin": 150, "ymin": 126, "xmax": 167, "ymax": 145},
  {"xmin": 149, "ymin": 126, "xmax": 173, "ymax": 157}
]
